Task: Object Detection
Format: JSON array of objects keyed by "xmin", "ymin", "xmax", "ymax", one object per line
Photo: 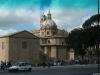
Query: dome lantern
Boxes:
[{"xmin": 47, "ymin": 10, "xmax": 52, "ymax": 20}]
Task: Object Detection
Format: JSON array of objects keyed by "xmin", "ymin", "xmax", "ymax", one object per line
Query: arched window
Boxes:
[
  {"xmin": 47, "ymin": 40, "xmax": 50, "ymax": 43},
  {"xmin": 53, "ymin": 31, "xmax": 56, "ymax": 35},
  {"xmin": 62, "ymin": 42, "xmax": 64, "ymax": 45},
  {"xmin": 47, "ymin": 31, "xmax": 49, "ymax": 35},
  {"xmin": 42, "ymin": 32, "xmax": 44, "ymax": 35}
]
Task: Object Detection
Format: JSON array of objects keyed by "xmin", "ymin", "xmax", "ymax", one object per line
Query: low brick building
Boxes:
[{"xmin": 0, "ymin": 31, "xmax": 41, "ymax": 63}]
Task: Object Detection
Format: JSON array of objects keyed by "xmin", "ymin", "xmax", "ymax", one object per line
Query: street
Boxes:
[{"xmin": 0, "ymin": 65, "xmax": 98, "ymax": 75}]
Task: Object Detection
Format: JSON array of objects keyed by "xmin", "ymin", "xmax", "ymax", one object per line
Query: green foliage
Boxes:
[
  {"xmin": 82, "ymin": 14, "xmax": 100, "ymax": 48},
  {"xmin": 67, "ymin": 14, "xmax": 100, "ymax": 59},
  {"xmin": 82, "ymin": 14, "xmax": 100, "ymax": 28},
  {"xmin": 39, "ymin": 51, "xmax": 48, "ymax": 64},
  {"xmin": 67, "ymin": 28, "xmax": 86, "ymax": 56},
  {"xmin": 29, "ymin": 58, "xmax": 40, "ymax": 66},
  {"xmin": 29, "ymin": 51, "xmax": 48, "ymax": 66}
]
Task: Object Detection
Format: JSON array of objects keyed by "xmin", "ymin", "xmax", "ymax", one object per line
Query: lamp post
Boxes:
[{"xmin": 97, "ymin": 0, "xmax": 100, "ymax": 73}]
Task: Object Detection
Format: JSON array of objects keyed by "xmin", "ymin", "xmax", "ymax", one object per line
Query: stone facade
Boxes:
[
  {"xmin": 0, "ymin": 31, "xmax": 41, "ymax": 63},
  {"xmin": 0, "ymin": 11, "xmax": 75, "ymax": 64},
  {"xmin": 0, "ymin": 38, "xmax": 9, "ymax": 62},
  {"xmin": 33, "ymin": 11, "xmax": 72, "ymax": 62}
]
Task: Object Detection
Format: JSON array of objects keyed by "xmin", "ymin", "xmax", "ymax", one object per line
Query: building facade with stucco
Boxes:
[
  {"xmin": 0, "ymin": 31, "xmax": 41, "ymax": 63},
  {"xmin": 0, "ymin": 11, "xmax": 75, "ymax": 64},
  {"xmin": 33, "ymin": 11, "xmax": 74, "ymax": 62}
]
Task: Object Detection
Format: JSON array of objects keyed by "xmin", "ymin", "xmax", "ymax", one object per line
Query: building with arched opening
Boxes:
[{"xmin": 33, "ymin": 11, "xmax": 74, "ymax": 62}]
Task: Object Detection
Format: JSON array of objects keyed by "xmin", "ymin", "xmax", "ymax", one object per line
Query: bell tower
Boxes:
[
  {"xmin": 40, "ymin": 12, "xmax": 47, "ymax": 36},
  {"xmin": 40, "ymin": 14, "xmax": 46, "ymax": 26}
]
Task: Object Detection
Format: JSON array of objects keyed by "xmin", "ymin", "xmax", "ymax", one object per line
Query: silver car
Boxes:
[{"xmin": 8, "ymin": 62, "xmax": 32, "ymax": 72}]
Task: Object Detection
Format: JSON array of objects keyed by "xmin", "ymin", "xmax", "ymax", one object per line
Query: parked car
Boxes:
[{"xmin": 8, "ymin": 62, "xmax": 32, "ymax": 72}]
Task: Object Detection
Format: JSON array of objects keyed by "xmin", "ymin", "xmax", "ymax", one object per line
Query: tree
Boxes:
[
  {"xmin": 82, "ymin": 14, "xmax": 100, "ymax": 63},
  {"xmin": 39, "ymin": 51, "xmax": 48, "ymax": 65},
  {"xmin": 67, "ymin": 28, "xmax": 86, "ymax": 60},
  {"xmin": 82, "ymin": 14, "xmax": 100, "ymax": 48},
  {"xmin": 82, "ymin": 14, "xmax": 100, "ymax": 28},
  {"xmin": 67, "ymin": 14, "xmax": 100, "ymax": 63}
]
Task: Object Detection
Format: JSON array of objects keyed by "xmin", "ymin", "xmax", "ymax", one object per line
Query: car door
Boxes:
[{"xmin": 19, "ymin": 63, "xmax": 26, "ymax": 71}]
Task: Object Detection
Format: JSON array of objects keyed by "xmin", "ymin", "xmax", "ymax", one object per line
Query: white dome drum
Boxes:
[
  {"xmin": 44, "ymin": 19, "xmax": 57, "ymax": 29},
  {"xmin": 40, "ymin": 10, "xmax": 57, "ymax": 30}
]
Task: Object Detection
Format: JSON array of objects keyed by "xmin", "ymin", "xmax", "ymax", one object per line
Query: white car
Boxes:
[{"xmin": 8, "ymin": 62, "xmax": 32, "ymax": 72}]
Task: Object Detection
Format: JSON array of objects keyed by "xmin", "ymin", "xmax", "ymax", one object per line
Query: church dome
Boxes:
[
  {"xmin": 44, "ymin": 19, "xmax": 57, "ymax": 29},
  {"xmin": 41, "ymin": 10, "xmax": 57, "ymax": 30}
]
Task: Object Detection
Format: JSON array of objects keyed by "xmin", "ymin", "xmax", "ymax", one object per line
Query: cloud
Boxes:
[
  {"xmin": 40, "ymin": 0, "xmax": 97, "ymax": 32},
  {"xmin": 42, "ymin": 0, "xmax": 97, "ymax": 9},
  {"xmin": 0, "ymin": 9, "xmax": 40, "ymax": 30},
  {"xmin": 43, "ymin": 8, "xmax": 97, "ymax": 31},
  {"xmin": 0, "ymin": 0, "xmax": 98, "ymax": 35},
  {"xmin": 0, "ymin": 0, "xmax": 97, "ymax": 9},
  {"xmin": 0, "ymin": 0, "xmax": 40, "ymax": 9},
  {"xmin": 0, "ymin": 29, "xmax": 17, "ymax": 36},
  {"xmin": 0, "ymin": 8, "xmax": 96, "ymax": 34},
  {"xmin": 38, "ymin": 0, "xmax": 97, "ymax": 32}
]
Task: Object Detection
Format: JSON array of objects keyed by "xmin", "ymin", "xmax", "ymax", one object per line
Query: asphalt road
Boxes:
[{"xmin": 0, "ymin": 65, "xmax": 98, "ymax": 75}]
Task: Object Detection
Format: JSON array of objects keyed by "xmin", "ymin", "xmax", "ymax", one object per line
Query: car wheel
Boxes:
[
  {"xmin": 9, "ymin": 69, "xmax": 18, "ymax": 72},
  {"xmin": 28, "ymin": 68, "xmax": 32, "ymax": 72},
  {"xmin": 9, "ymin": 70, "xmax": 12, "ymax": 72}
]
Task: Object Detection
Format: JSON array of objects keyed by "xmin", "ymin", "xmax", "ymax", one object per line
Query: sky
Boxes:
[{"xmin": 0, "ymin": 0, "xmax": 99, "ymax": 36}]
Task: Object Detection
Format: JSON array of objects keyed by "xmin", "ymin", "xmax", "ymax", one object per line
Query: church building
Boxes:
[
  {"xmin": 33, "ymin": 11, "xmax": 73, "ymax": 62},
  {"xmin": 0, "ymin": 11, "xmax": 75, "ymax": 64}
]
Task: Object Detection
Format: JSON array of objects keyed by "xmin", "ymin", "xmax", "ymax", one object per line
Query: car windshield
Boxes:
[{"xmin": 13, "ymin": 62, "xmax": 25, "ymax": 66}]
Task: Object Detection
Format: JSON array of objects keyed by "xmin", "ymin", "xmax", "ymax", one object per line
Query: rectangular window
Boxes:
[
  {"xmin": 22, "ymin": 41, "xmax": 27, "ymax": 49},
  {"xmin": 2, "ymin": 42, "xmax": 4, "ymax": 49},
  {"xmin": 0, "ymin": 42, "xmax": 1, "ymax": 49},
  {"xmin": 42, "ymin": 39, "xmax": 46, "ymax": 44}
]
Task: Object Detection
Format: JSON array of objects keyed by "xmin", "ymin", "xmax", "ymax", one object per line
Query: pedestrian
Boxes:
[
  {"xmin": 0, "ymin": 61, "xmax": 3, "ymax": 70},
  {"xmin": 3, "ymin": 61, "xmax": 7, "ymax": 70},
  {"xmin": 6, "ymin": 61, "xmax": 11, "ymax": 69},
  {"xmin": 1, "ymin": 61, "xmax": 5, "ymax": 71},
  {"xmin": 47, "ymin": 62, "xmax": 51, "ymax": 68}
]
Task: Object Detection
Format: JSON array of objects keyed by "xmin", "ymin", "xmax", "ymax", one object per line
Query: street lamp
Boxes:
[{"xmin": 97, "ymin": 0, "xmax": 100, "ymax": 73}]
